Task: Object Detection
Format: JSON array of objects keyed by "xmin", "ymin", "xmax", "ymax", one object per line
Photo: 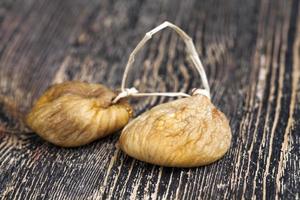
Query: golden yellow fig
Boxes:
[
  {"xmin": 26, "ymin": 81, "xmax": 132, "ymax": 147},
  {"xmin": 119, "ymin": 95, "xmax": 231, "ymax": 167}
]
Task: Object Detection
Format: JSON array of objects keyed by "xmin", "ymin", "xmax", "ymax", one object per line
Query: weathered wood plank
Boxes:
[{"xmin": 0, "ymin": 0, "xmax": 299, "ymax": 199}]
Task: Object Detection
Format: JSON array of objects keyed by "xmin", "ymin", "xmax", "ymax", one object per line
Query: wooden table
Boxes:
[{"xmin": 0, "ymin": 0, "xmax": 299, "ymax": 199}]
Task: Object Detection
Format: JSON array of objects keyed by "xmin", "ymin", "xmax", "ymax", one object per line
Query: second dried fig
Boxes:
[{"xmin": 119, "ymin": 95, "xmax": 231, "ymax": 167}]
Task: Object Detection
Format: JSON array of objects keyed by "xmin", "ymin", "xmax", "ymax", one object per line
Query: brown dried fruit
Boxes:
[
  {"xmin": 119, "ymin": 95, "xmax": 231, "ymax": 167},
  {"xmin": 26, "ymin": 81, "xmax": 132, "ymax": 147}
]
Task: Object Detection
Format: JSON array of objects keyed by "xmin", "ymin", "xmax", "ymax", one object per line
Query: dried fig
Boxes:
[
  {"xmin": 119, "ymin": 95, "xmax": 231, "ymax": 167},
  {"xmin": 26, "ymin": 81, "xmax": 132, "ymax": 147}
]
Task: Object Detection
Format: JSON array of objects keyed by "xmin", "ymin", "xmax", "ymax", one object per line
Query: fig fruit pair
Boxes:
[{"xmin": 26, "ymin": 21, "xmax": 232, "ymax": 167}]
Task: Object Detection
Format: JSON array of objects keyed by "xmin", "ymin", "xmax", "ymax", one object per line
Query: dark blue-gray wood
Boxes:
[{"xmin": 0, "ymin": 0, "xmax": 299, "ymax": 199}]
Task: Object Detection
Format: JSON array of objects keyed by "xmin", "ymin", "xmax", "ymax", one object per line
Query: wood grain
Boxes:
[{"xmin": 0, "ymin": 0, "xmax": 299, "ymax": 199}]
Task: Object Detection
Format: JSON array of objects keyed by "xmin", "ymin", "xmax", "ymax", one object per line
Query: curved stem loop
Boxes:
[{"xmin": 113, "ymin": 21, "xmax": 210, "ymax": 104}]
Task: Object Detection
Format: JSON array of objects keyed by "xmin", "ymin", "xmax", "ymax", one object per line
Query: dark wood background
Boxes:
[{"xmin": 0, "ymin": 0, "xmax": 299, "ymax": 199}]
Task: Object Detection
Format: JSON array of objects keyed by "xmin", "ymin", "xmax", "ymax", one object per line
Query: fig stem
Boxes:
[
  {"xmin": 112, "ymin": 88, "xmax": 191, "ymax": 103},
  {"xmin": 114, "ymin": 21, "xmax": 210, "ymax": 103}
]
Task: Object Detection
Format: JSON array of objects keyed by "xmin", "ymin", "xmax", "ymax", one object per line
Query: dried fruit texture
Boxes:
[
  {"xmin": 119, "ymin": 95, "xmax": 231, "ymax": 167},
  {"xmin": 26, "ymin": 81, "xmax": 132, "ymax": 147}
]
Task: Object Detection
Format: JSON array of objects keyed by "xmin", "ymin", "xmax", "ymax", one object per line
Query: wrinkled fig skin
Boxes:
[
  {"xmin": 119, "ymin": 95, "xmax": 231, "ymax": 167},
  {"xmin": 26, "ymin": 81, "xmax": 132, "ymax": 147}
]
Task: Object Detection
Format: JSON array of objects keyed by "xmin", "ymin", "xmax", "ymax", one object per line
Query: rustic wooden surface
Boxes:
[{"xmin": 0, "ymin": 0, "xmax": 299, "ymax": 199}]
